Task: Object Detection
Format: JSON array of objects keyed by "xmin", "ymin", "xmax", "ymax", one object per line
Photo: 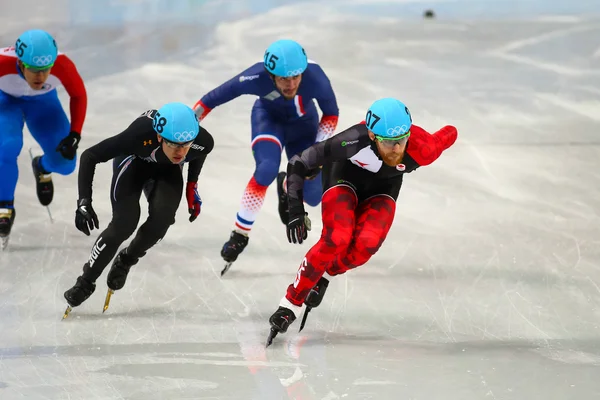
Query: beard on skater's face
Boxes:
[
  {"xmin": 274, "ymin": 74, "xmax": 302, "ymax": 100},
  {"xmin": 158, "ymin": 135, "xmax": 192, "ymax": 164},
  {"xmin": 368, "ymin": 130, "xmax": 408, "ymax": 167}
]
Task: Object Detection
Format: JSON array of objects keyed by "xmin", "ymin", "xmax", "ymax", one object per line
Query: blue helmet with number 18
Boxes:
[
  {"xmin": 263, "ymin": 39, "xmax": 308, "ymax": 77},
  {"xmin": 366, "ymin": 98, "xmax": 413, "ymax": 138},
  {"xmin": 15, "ymin": 29, "xmax": 58, "ymax": 70},
  {"xmin": 153, "ymin": 102, "xmax": 200, "ymax": 143}
]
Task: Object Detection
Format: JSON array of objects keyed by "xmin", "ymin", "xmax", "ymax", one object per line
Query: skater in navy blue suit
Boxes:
[{"xmin": 192, "ymin": 39, "xmax": 339, "ymax": 273}]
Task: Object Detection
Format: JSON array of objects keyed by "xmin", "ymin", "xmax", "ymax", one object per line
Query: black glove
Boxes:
[
  {"xmin": 56, "ymin": 131, "xmax": 81, "ymax": 160},
  {"xmin": 287, "ymin": 204, "xmax": 311, "ymax": 244},
  {"xmin": 75, "ymin": 198, "xmax": 99, "ymax": 236}
]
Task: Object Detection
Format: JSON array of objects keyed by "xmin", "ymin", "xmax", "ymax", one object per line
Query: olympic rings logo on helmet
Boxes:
[
  {"xmin": 173, "ymin": 131, "xmax": 196, "ymax": 142},
  {"xmin": 387, "ymin": 125, "xmax": 410, "ymax": 136},
  {"xmin": 285, "ymin": 68, "xmax": 305, "ymax": 77},
  {"xmin": 32, "ymin": 55, "xmax": 54, "ymax": 66}
]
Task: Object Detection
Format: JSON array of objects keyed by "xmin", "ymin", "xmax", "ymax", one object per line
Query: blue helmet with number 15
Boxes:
[
  {"xmin": 15, "ymin": 29, "xmax": 58, "ymax": 70},
  {"xmin": 263, "ymin": 39, "xmax": 308, "ymax": 77},
  {"xmin": 153, "ymin": 102, "xmax": 199, "ymax": 143},
  {"xmin": 365, "ymin": 98, "xmax": 413, "ymax": 138}
]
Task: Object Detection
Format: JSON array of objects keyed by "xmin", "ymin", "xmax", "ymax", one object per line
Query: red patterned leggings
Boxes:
[{"xmin": 286, "ymin": 185, "xmax": 396, "ymax": 306}]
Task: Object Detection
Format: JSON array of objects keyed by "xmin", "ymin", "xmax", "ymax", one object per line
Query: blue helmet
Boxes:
[
  {"xmin": 153, "ymin": 102, "xmax": 200, "ymax": 143},
  {"xmin": 263, "ymin": 39, "xmax": 308, "ymax": 77},
  {"xmin": 365, "ymin": 98, "xmax": 413, "ymax": 138},
  {"xmin": 15, "ymin": 29, "xmax": 58, "ymax": 70}
]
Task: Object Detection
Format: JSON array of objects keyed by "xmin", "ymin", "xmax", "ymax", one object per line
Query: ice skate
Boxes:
[
  {"xmin": 220, "ymin": 230, "xmax": 249, "ymax": 276},
  {"xmin": 31, "ymin": 155, "xmax": 53, "ymax": 206},
  {"xmin": 63, "ymin": 275, "xmax": 96, "ymax": 319},
  {"xmin": 0, "ymin": 208, "xmax": 15, "ymax": 251},
  {"xmin": 305, "ymin": 277, "xmax": 329, "ymax": 308},
  {"xmin": 266, "ymin": 306, "xmax": 298, "ymax": 347},
  {"xmin": 276, "ymin": 171, "xmax": 289, "ymax": 225},
  {"xmin": 299, "ymin": 277, "xmax": 330, "ymax": 332},
  {"xmin": 104, "ymin": 248, "xmax": 139, "ymax": 312}
]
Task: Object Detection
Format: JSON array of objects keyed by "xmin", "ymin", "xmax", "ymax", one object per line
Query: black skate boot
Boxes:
[
  {"xmin": 0, "ymin": 207, "xmax": 16, "ymax": 251},
  {"xmin": 106, "ymin": 248, "xmax": 139, "ymax": 291},
  {"xmin": 103, "ymin": 248, "xmax": 140, "ymax": 313},
  {"xmin": 32, "ymin": 156, "xmax": 53, "ymax": 206},
  {"xmin": 63, "ymin": 275, "xmax": 96, "ymax": 319},
  {"xmin": 266, "ymin": 306, "xmax": 298, "ymax": 347},
  {"xmin": 220, "ymin": 230, "xmax": 249, "ymax": 276},
  {"xmin": 276, "ymin": 171, "xmax": 289, "ymax": 225},
  {"xmin": 305, "ymin": 277, "xmax": 330, "ymax": 308}
]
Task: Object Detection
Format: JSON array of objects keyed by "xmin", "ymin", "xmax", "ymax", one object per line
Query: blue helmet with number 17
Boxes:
[
  {"xmin": 263, "ymin": 39, "xmax": 308, "ymax": 77},
  {"xmin": 365, "ymin": 98, "xmax": 413, "ymax": 138},
  {"xmin": 15, "ymin": 29, "xmax": 58, "ymax": 70},
  {"xmin": 153, "ymin": 102, "xmax": 199, "ymax": 143}
]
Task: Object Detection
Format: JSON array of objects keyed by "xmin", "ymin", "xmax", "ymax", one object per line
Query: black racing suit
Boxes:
[{"xmin": 77, "ymin": 109, "xmax": 214, "ymax": 283}]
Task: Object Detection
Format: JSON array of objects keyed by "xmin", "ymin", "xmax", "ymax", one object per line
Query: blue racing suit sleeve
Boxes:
[
  {"xmin": 199, "ymin": 62, "xmax": 266, "ymax": 110},
  {"xmin": 310, "ymin": 63, "xmax": 339, "ymax": 117}
]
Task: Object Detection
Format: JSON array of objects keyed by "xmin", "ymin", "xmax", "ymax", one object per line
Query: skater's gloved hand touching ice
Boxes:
[
  {"xmin": 56, "ymin": 131, "xmax": 81, "ymax": 160},
  {"xmin": 186, "ymin": 181, "xmax": 202, "ymax": 222},
  {"xmin": 75, "ymin": 198, "xmax": 99, "ymax": 236},
  {"xmin": 287, "ymin": 202, "xmax": 311, "ymax": 244}
]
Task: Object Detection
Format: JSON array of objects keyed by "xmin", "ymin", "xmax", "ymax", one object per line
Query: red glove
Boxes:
[{"xmin": 186, "ymin": 182, "xmax": 202, "ymax": 222}]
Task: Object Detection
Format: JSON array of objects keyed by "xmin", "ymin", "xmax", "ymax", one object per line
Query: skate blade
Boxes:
[
  {"xmin": 266, "ymin": 328, "xmax": 279, "ymax": 348},
  {"xmin": 103, "ymin": 289, "xmax": 114, "ymax": 313},
  {"xmin": 62, "ymin": 305, "xmax": 73, "ymax": 320},
  {"xmin": 0, "ymin": 236, "xmax": 8, "ymax": 251},
  {"xmin": 299, "ymin": 306, "xmax": 312, "ymax": 332},
  {"xmin": 221, "ymin": 262, "xmax": 233, "ymax": 277}
]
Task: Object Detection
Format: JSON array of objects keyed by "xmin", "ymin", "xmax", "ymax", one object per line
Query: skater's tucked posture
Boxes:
[
  {"xmin": 0, "ymin": 29, "xmax": 87, "ymax": 249},
  {"xmin": 266, "ymin": 97, "xmax": 458, "ymax": 345},
  {"xmin": 192, "ymin": 38, "xmax": 339, "ymax": 273},
  {"xmin": 63, "ymin": 102, "xmax": 214, "ymax": 318}
]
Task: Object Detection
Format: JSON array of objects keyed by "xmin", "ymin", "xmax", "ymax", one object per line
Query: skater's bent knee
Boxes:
[
  {"xmin": 52, "ymin": 159, "xmax": 77, "ymax": 175},
  {"xmin": 254, "ymin": 159, "xmax": 279, "ymax": 186},
  {"xmin": 323, "ymin": 226, "xmax": 353, "ymax": 250},
  {"xmin": 105, "ymin": 221, "xmax": 138, "ymax": 242},
  {"xmin": 147, "ymin": 214, "xmax": 175, "ymax": 229},
  {"xmin": 303, "ymin": 191, "xmax": 322, "ymax": 207},
  {"xmin": 0, "ymin": 139, "xmax": 23, "ymax": 160}
]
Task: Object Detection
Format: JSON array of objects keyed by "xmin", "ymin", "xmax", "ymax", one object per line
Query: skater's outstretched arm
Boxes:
[
  {"xmin": 406, "ymin": 124, "xmax": 458, "ymax": 167},
  {"xmin": 192, "ymin": 62, "xmax": 267, "ymax": 120}
]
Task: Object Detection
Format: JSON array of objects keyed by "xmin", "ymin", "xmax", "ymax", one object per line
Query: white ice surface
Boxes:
[{"xmin": 1, "ymin": 1, "xmax": 600, "ymax": 399}]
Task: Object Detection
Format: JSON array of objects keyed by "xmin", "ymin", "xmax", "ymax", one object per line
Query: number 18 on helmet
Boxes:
[{"xmin": 153, "ymin": 102, "xmax": 200, "ymax": 144}]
